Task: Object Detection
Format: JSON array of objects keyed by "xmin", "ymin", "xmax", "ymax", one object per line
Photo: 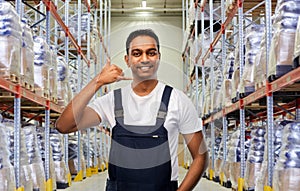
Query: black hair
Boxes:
[{"xmin": 126, "ymin": 29, "xmax": 160, "ymax": 55}]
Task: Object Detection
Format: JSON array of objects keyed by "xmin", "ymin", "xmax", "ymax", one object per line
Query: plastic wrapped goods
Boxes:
[
  {"xmin": 49, "ymin": 46, "xmax": 57, "ymax": 101},
  {"xmin": 68, "ymin": 135, "xmax": 87, "ymax": 178},
  {"xmin": 268, "ymin": 0, "xmax": 300, "ymax": 80},
  {"xmin": 20, "ymin": 18, "xmax": 34, "ymax": 89},
  {"xmin": 36, "ymin": 126, "xmax": 57, "ymax": 190},
  {"xmin": 273, "ymin": 121, "xmax": 300, "ymax": 191},
  {"xmin": 0, "ymin": 121, "xmax": 16, "ymax": 191},
  {"xmin": 231, "ymin": 45, "xmax": 242, "ymax": 101},
  {"xmin": 82, "ymin": 133, "xmax": 95, "ymax": 170},
  {"xmin": 57, "ymin": 56, "xmax": 69, "ymax": 106},
  {"xmin": 255, "ymin": 119, "xmax": 292, "ymax": 190},
  {"xmin": 293, "ymin": 17, "xmax": 300, "ymax": 66},
  {"xmin": 240, "ymin": 24, "xmax": 264, "ymax": 95},
  {"xmin": 0, "ymin": 1, "xmax": 22, "ymax": 80},
  {"xmin": 253, "ymin": 35, "xmax": 267, "ymax": 90},
  {"xmin": 33, "ymin": 36, "xmax": 50, "ymax": 97},
  {"xmin": 244, "ymin": 126, "xmax": 266, "ymax": 190},
  {"xmin": 211, "ymin": 68, "xmax": 223, "ymax": 111},
  {"xmin": 227, "ymin": 129, "xmax": 251, "ymax": 189},
  {"xmin": 222, "ymin": 52, "xmax": 235, "ymax": 107},
  {"xmin": 3, "ymin": 119, "xmax": 33, "ymax": 191},
  {"xmin": 214, "ymin": 138, "xmax": 224, "ymax": 181},
  {"xmin": 50, "ymin": 128, "xmax": 69, "ymax": 187},
  {"xmin": 23, "ymin": 125, "xmax": 47, "ymax": 191}
]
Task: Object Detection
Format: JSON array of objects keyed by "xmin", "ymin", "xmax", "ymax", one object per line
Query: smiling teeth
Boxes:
[{"xmin": 140, "ymin": 66, "xmax": 151, "ymax": 71}]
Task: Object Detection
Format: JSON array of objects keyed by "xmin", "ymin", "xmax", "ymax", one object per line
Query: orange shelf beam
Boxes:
[{"xmin": 0, "ymin": 77, "xmax": 63, "ymax": 113}]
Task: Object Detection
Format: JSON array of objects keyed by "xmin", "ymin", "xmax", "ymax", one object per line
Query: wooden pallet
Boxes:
[
  {"xmin": 35, "ymin": 87, "xmax": 49, "ymax": 99},
  {"xmin": 0, "ymin": 70, "xmax": 20, "ymax": 84},
  {"xmin": 255, "ymin": 81, "xmax": 265, "ymax": 91},
  {"xmin": 0, "ymin": 90, "xmax": 13, "ymax": 96},
  {"xmin": 51, "ymin": 96, "xmax": 58, "ymax": 104},
  {"xmin": 21, "ymin": 80, "xmax": 35, "ymax": 92}
]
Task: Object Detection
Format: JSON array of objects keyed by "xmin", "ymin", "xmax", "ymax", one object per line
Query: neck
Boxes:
[{"xmin": 132, "ymin": 79, "xmax": 158, "ymax": 96}]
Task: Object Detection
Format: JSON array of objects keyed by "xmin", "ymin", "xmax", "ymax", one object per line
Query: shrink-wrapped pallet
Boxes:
[
  {"xmin": 3, "ymin": 119, "xmax": 34, "ymax": 191},
  {"xmin": 49, "ymin": 46, "xmax": 57, "ymax": 102},
  {"xmin": 33, "ymin": 36, "xmax": 50, "ymax": 97},
  {"xmin": 57, "ymin": 56, "xmax": 70, "ymax": 106},
  {"xmin": 0, "ymin": 2, "xmax": 22, "ymax": 81},
  {"xmin": 255, "ymin": 119, "xmax": 292, "ymax": 190},
  {"xmin": 293, "ymin": 16, "xmax": 300, "ymax": 67},
  {"xmin": 82, "ymin": 133, "xmax": 95, "ymax": 170},
  {"xmin": 50, "ymin": 128, "xmax": 69, "ymax": 188},
  {"xmin": 222, "ymin": 52, "xmax": 234, "ymax": 107},
  {"xmin": 23, "ymin": 125, "xmax": 46, "ymax": 191},
  {"xmin": 20, "ymin": 18, "xmax": 34, "ymax": 90},
  {"xmin": 273, "ymin": 121, "xmax": 300, "ymax": 191},
  {"xmin": 211, "ymin": 68, "xmax": 223, "ymax": 111},
  {"xmin": 231, "ymin": 45, "xmax": 242, "ymax": 102},
  {"xmin": 68, "ymin": 134, "xmax": 87, "ymax": 178},
  {"xmin": 214, "ymin": 155, "xmax": 222, "ymax": 181},
  {"xmin": 36, "ymin": 126, "xmax": 57, "ymax": 190},
  {"xmin": 240, "ymin": 24, "xmax": 264, "ymax": 96},
  {"xmin": 245, "ymin": 126, "xmax": 266, "ymax": 190},
  {"xmin": 268, "ymin": 0, "xmax": 300, "ymax": 80},
  {"xmin": 227, "ymin": 129, "xmax": 251, "ymax": 189},
  {"xmin": 253, "ymin": 35, "xmax": 267, "ymax": 90},
  {"xmin": 0, "ymin": 121, "xmax": 16, "ymax": 191}
]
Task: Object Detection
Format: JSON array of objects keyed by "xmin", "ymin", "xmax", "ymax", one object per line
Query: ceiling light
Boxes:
[{"xmin": 142, "ymin": 0, "xmax": 147, "ymax": 8}]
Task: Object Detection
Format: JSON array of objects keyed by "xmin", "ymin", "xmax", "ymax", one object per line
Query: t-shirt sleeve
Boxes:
[
  {"xmin": 176, "ymin": 90, "xmax": 202, "ymax": 134},
  {"xmin": 87, "ymin": 91, "xmax": 114, "ymax": 125}
]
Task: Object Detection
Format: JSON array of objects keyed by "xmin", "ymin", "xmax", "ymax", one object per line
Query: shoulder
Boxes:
[
  {"xmin": 168, "ymin": 86, "xmax": 190, "ymax": 102},
  {"xmin": 160, "ymin": 83, "xmax": 192, "ymax": 105}
]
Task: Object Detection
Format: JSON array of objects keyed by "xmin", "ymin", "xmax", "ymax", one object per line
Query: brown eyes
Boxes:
[{"xmin": 131, "ymin": 50, "xmax": 158, "ymax": 57}]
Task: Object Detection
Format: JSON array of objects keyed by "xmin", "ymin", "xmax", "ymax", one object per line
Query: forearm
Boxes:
[
  {"xmin": 56, "ymin": 78, "xmax": 102, "ymax": 133},
  {"xmin": 178, "ymin": 152, "xmax": 209, "ymax": 191}
]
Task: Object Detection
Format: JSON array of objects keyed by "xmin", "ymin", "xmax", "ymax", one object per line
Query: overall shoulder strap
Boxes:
[
  {"xmin": 114, "ymin": 88, "xmax": 123, "ymax": 118},
  {"xmin": 157, "ymin": 85, "xmax": 173, "ymax": 120}
]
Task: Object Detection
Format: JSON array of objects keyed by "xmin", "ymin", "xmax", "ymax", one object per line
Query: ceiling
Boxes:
[
  {"xmin": 110, "ymin": 0, "xmax": 183, "ymax": 16},
  {"xmin": 111, "ymin": 0, "xmax": 183, "ymax": 9},
  {"xmin": 109, "ymin": 1, "xmax": 278, "ymax": 17}
]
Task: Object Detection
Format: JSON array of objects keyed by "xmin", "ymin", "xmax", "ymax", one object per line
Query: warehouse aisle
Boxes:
[{"xmin": 57, "ymin": 167, "xmax": 231, "ymax": 191}]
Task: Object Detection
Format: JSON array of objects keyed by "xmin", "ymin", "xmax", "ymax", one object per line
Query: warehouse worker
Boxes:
[{"xmin": 56, "ymin": 29, "xmax": 208, "ymax": 191}]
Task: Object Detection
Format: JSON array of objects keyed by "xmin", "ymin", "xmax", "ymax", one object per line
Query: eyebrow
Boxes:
[{"xmin": 131, "ymin": 48, "xmax": 158, "ymax": 52}]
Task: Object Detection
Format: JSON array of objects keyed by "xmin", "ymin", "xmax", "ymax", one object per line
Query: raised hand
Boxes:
[{"xmin": 96, "ymin": 59, "xmax": 132, "ymax": 85}]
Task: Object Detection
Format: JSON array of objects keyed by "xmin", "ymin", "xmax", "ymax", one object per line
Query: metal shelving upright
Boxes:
[
  {"xmin": 265, "ymin": 0, "xmax": 274, "ymax": 190},
  {"xmin": 237, "ymin": 1, "xmax": 246, "ymax": 189}
]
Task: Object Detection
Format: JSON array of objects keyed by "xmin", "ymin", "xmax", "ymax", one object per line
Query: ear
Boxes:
[{"xmin": 124, "ymin": 55, "xmax": 130, "ymax": 67}]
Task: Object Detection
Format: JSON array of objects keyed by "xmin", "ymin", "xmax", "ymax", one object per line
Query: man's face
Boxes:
[{"xmin": 125, "ymin": 35, "xmax": 160, "ymax": 81}]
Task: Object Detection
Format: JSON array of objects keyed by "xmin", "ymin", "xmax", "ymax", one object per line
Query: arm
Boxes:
[
  {"xmin": 55, "ymin": 61, "xmax": 129, "ymax": 134},
  {"xmin": 178, "ymin": 131, "xmax": 209, "ymax": 191}
]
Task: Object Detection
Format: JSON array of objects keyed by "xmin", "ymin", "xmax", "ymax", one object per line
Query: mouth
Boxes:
[{"xmin": 137, "ymin": 65, "xmax": 153, "ymax": 71}]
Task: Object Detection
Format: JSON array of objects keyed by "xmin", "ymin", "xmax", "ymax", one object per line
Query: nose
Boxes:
[{"xmin": 140, "ymin": 52, "xmax": 149, "ymax": 63}]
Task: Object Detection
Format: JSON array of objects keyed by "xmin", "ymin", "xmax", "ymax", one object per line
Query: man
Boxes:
[{"xmin": 56, "ymin": 29, "xmax": 208, "ymax": 191}]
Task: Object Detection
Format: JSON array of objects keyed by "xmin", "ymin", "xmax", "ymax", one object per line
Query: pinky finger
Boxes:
[{"xmin": 116, "ymin": 76, "xmax": 132, "ymax": 81}]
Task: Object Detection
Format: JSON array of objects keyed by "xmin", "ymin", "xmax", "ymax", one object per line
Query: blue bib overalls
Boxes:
[{"xmin": 105, "ymin": 85, "xmax": 178, "ymax": 191}]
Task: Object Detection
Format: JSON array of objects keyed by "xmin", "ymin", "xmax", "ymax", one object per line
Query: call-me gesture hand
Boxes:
[{"xmin": 96, "ymin": 59, "xmax": 132, "ymax": 86}]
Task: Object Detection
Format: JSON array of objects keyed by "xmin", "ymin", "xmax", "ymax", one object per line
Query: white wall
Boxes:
[{"xmin": 108, "ymin": 16, "xmax": 185, "ymax": 90}]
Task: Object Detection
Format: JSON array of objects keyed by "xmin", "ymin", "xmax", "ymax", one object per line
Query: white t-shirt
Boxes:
[{"xmin": 88, "ymin": 81, "xmax": 202, "ymax": 181}]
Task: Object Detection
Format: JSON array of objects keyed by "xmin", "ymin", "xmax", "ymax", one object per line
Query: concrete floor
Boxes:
[{"xmin": 57, "ymin": 167, "xmax": 231, "ymax": 191}]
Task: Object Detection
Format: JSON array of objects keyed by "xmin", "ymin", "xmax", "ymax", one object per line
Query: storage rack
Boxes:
[
  {"xmin": 183, "ymin": 0, "xmax": 300, "ymax": 190},
  {"xmin": 0, "ymin": 0, "xmax": 110, "ymax": 190}
]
